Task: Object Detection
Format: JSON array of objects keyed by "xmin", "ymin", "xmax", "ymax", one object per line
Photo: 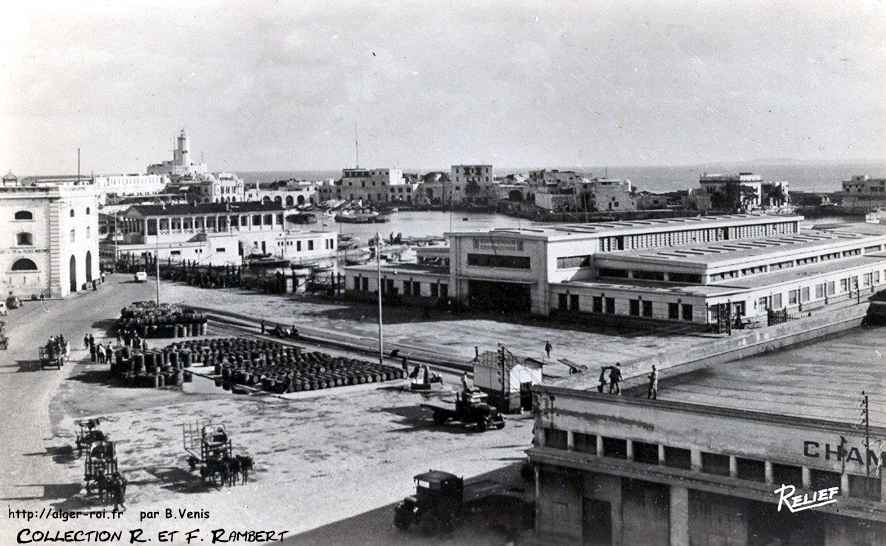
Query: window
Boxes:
[
  {"xmin": 216, "ymin": 248, "xmax": 226, "ymax": 253},
  {"xmin": 466, "ymin": 254, "xmax": 531, "ymax": 269},
  {"xmin": 569, "ymin": 294, "xmax": 579, "ymax": 311},
  {"xmin": 70, "ymin": 229, "xmax": 75, "ymax": 242},
  {"xmin": 558, "ymin": 293, "xmax": 568, "ymax": 310},
  {"xmin": 827, "ymin": 281, "xmax": 836, "ymax": 296},
  {"xmin": 772, "ymin": 293, "xmax": 783, "ymax": 309},
  {"xmin": 605, "ymin": 297, "xmax": 615, "ymax": 314},
  {"xmin": 681, "ymin": 304, "xmax": 693, "ymax": 321},
  {"xmin": 597, "ymin": 268, "xmax": 628, "ymax": 278},
  {"xmin": 14, "ymin": 210, "xmax": 32, "ymax": 220},
  {"xmin": 633, "ymin": 270, "xmax": 665, "ymax": 281},
  {"xmin": 629, "ymin": 299, "xmax": 640, "ymax": 316},
  {"xmin": 801, "ymin": 287, "xmax": 810, "ymax": 302},
  {"xmin": 668, "ymin": 303, "xmax": 679, "ymax": 319},
  {"xmin": 642, "ymin": 301, "xmax": 653, "ymax": 317},
  {"xmin": 840, "ymin": 278, "xmax": 849, "ymax": 292},
  {"xmin": 815, "ymin": 284, "xmax": 825, "ymax": 299},
  {"xmin": 16, "ymin": 232, "xmax": 33, "ymax": 246},
  {"xmin": 296, "ymin": 241, "xmax": 302, "ymax": 252},
  {"xmin": 430, "ymin": 283, "xmax": 439, "ymax": 298},
  {"xmin": 11, "ymin": 258, "xmax": 38, "ymax": 271},
  {"xmin": 592, "ymin": 296, "xmax": 603, "ymax": 313},
  {"xmin": 86, "ymin": 226, "xmax": 91, "ymax": 239},
  {"xmin": 308, "ymin": 240, "xmax": 314, "ymax": 251},
  {"xmin": 170, "ymin": 250, "xmax": 181, "ymax": 256},
  {"xmin": 788, "ymin": 290, "xmax": 798, "ymax": 304},
  {"xmin": 69, "ymin": 209, "xmax": 75, "ymax": 217},
  {"xmin": 556, "ymin": 255, "xmax": 591, "ymax": 269},
  {"xmin": 86, "ymin": 207, "xmax": 91, "ymax": 215}
]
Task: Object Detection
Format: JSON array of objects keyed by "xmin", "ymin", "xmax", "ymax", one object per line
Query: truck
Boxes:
[
  {"xmin": 394, "ymin": 470, "xmax": 532, "ymax": 534},
  {"xmin": 420, "ymin": 391, "xmax": 505, "ymax": 432}
]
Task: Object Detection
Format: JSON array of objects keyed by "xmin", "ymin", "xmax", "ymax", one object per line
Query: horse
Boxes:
[
  {"xmin": 224, "ymin": 454, "xmax": 240, "ymax": 487},
  {"xmin": 235, "ymin": 454, "xmax": 253, "ymax": 485}
]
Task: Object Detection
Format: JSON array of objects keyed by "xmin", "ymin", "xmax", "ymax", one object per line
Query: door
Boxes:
[
  {"xmin": 85, "ymin": 251, "xmax": 93, "ymax": 283},
  {"xmin": 69, "ymin": 255, "xmax": 77, "ymax": 293},
  {"xmin": 582, "ymin": 498, "xmax": 612, "ymax": 546},
  {"xmin": 520, "ymin": 382, "xmax": 533, "ymax": 411}
]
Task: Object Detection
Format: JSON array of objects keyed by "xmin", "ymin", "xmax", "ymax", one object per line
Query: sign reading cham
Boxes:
[{"xmin": 803, "ymin": 440, "xmax": 885, "ymax": 468}]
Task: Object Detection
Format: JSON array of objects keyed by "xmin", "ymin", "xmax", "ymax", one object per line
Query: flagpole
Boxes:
[{"xmin": 376, "ymin": 231, "xmax": 384, "ymax": 366}]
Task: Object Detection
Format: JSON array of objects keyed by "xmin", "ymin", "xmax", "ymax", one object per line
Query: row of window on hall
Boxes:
[
  {"xmin": 556, "ymin": 295, "xmax": 694, "ymax": 321},
  {"xmin": 14, "ymin": 227, "xmax": 91, "ymax": 246},
  {"xmin": 274, "ymin": 239, "xmax": 334, "ymax": 250},
  {"xmin": 13, "ymin": 208, "xmax": 92, "ymax": 221}
]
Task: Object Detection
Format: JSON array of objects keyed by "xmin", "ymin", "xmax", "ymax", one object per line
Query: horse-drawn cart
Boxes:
[
  {"xmin": 183, "ymin": 421, "xmax": 253, "ymax": 486},
  {"xmin": 75, "ymin": 417, "xmax": 110, "ymax": 455},
  {"xmin": 83, "ymin": 440, "xmax": 126, "ymax": 506}
]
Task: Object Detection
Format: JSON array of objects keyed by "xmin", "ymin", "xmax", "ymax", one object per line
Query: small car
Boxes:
[{"xmin": 134, "ymin": 271, "xmax": 148, "ymax": 282}]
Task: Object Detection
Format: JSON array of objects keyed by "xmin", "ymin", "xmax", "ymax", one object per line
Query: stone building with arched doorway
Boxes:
[{"xmin": 0, "ymin": 174, "xmax": 100, "ymax": 298}]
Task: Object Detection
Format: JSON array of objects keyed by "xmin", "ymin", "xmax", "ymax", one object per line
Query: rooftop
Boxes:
[
  {"xmin": 448, "ymin": 214, "xmax": 803, "ymax": 241},
  {"xmin": 653, "ymin": 326, "xmax": 886, "ymax": 426},
  {"xmin": 600, "ymin": 229, "xmax": 885, "ymax": 268},
  {"xmin": 126, "ymin": 201, "xmax": 284, "ymax": 217}
]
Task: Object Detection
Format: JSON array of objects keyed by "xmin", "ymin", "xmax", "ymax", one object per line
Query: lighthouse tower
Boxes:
[{"xmin": 174, "ymin": 129, "xmax": 190, "ymax": 167}]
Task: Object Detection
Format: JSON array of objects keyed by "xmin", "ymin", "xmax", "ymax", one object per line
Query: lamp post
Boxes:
[
  {"xmin": 376, "ymin": 231, "xmax": 383, "ymax": 367},
  {"xmin": 155, "ymin": 228, "xmax": 161, "ymax": 305}
]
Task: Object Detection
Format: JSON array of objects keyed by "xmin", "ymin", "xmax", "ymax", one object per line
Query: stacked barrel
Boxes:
[
  {"xmin": 161, "ymin": 337, "xmax": 405, "ymax": 394},
  {"xmin": 110, "ymin": 344, "xmax": 189, "ymax": 388},
  {"xmin": 117, "ymin": 301, "xmax": 208, "ymax": 339}
]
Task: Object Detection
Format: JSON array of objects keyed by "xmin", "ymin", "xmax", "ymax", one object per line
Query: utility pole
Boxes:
[
  {"xmin": 862, "ymin": 391, "xmax": 871, "ymax": 496},
  {"xmin": 499, "ymin": 343, "xmax": 507, "ymax": 409},
  {"xmin": 376, "ymin": 231, "xmax": 383, "ymax": 367}
]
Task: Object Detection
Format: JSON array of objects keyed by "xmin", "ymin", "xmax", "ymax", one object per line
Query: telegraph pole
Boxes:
[{"xmin": 862, "ymin": 391, "xmax": 871, "ymax": 496}]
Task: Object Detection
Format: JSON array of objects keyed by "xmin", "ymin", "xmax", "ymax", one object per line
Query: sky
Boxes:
[{"xmin": 1, "ymin": 0, "xmax": 884, "ymax": 175}]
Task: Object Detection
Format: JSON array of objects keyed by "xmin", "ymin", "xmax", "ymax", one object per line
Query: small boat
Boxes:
[
  {"xmin": 336, "ymin": 210, "xmax": 380, "ymax": 223},
  {"xmin": 462, "ymin": 217, "xmax": 469, "ymax": 221},
  {"xmin": 286, "ymin": 212, "xmax": 318, "ymax": 224}
]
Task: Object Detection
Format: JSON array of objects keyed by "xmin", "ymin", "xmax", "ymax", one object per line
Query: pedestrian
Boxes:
[
  {"xmin": 544, "ymin": 340, "xmax": 553, "ymax": 359},
  {"xmin": 83, "ymin": 334, "xmax": 90, "ymax": 350},
  {"xmin": 141, "ymin": 338, "xmax": 148, "ymax": 351},
  {"xmin": 647, "ymin": 365, "xmax": 658, "ymax": 400},
  {"xmin": 88, "ymin": 333, "xmax": 95, "ymax": 350},
  {"xmin": 401, "ymin": 355, "xmax": 409, "ymax": 375},
  {"xmin": 609, "ymin": 363, "xmax": 622, "ymax": 395},
  {"xmin": 474, "ymin": 346, "xmax": 480, "ymax": 361},
  {"xmin": 97, "ymin": 344, "xmax": 105, "ymax": 364},
  {"xmin": 89, "ymin": 340, "xmax": 97, "ymax": 362},
  {"xmin": 597, "ymin": 367, "xmax": 608, "ymax": 393}
]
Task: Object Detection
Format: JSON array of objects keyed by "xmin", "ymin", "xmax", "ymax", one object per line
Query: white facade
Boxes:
[
  {"xmin": 0, "ymin": 179, "xmax": 100, "ymax": 298},
  {"xmin": 841, "ymin": 174, "xmax": 886, "ymax": 210},
  {"xmin": 92, "ymin": 173, "xmax": 168, "ymax": 204}
]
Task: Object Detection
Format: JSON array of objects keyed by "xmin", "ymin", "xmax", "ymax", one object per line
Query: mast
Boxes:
[
  {"xmin": 77, "ymin": 147, "xmax": 81, "ymax": 184},
  {"xmin": 376, "ymin": 231, "xmax": 383, "ymax": 366},
  {"xmin": 355, "ymin": 123, "xmax": 360, "ymax": 169}
]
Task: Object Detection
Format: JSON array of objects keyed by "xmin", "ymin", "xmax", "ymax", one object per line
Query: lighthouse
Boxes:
[{"xmin": 174, "ymin": 129, "xmax": 190, "ymax": 166}]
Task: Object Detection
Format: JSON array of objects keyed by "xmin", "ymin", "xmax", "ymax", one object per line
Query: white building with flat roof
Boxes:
[{"xmin": 0, "ymin": 176, "xmax": 100, "ymax": 298}]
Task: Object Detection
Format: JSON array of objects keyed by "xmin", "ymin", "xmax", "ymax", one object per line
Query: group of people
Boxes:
[
  {"xmin": 84, "ymin": 334, "xmax": 114, "ymax": 365},
  {"xmin": 596, "ymin": 363, "xmax": 659, "ymax": 399},
  {"xmin": 45, "ymin": 334, "xmax": 69, "ymax": 359}
]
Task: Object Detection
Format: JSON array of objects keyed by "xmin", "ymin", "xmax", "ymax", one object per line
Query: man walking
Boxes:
[
  {"xmin": 89, "ymin": 336, "xmax": 96, "ymax": 362},
  {"xmin": 609, "ymin": 363, "xmax": 622, "ymax": 395},
  {"xmin": 544, "ymin": 340, "xmax": 553, "ymax": 359},
  {"xmin": 597, "ymin": 366, "xmax": 608, "ymax": 393},
  {"xmin": 647, "ymin": 365, "xmax": 659, "ymax": 400}
]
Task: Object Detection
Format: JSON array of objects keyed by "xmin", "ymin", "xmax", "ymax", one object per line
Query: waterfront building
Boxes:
[
  {"xmin": 840, "ymin": 175, "xmax": 886, "ymax": 211},
  {"xmin": 344, "ymin": 214, "xmax": 886, "ymax": 327},
  {"xmin": 92, "ymin": 173, "xmax": 168, "ymax": 204},
  {"xmin": 529, "ymin": 351, "xmax": 886, "ymax": 545},
  {"xmin": 451, "ymin": 164, "xmax": 494, "ymax": 204},
  {"xmin": 0, "ymin": 174, "xmax": 100, "ymax": 298},
  {"xmin": 696, "ymin": 173, "xmax": 789, "ymax": 212},
  {"xmin": 147, "ymin": 129, "xmax": 209, "ymax": 178},
  {"xmin": 319, "ymin": 168, "xmax": 408, "ymax": 204},
  {"xmin": 108, "ymin": 201, "xmax": 335, "ymax": 266},
  {"xmin": 415, "ymin": 171, "xmax": 451, "ymax": 205},
  {"xmin": 244, "ymin": 179, "xmax": 319, "ymax": 208},
  {"xmin": 579, "ymin": 178, "xmax": 636, "ymax": 212}
]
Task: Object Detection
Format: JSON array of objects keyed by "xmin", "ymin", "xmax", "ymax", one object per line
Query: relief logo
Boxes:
[{"xmin": 774, "ymin": 483, "xmax": 840, "ymax": 513}]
